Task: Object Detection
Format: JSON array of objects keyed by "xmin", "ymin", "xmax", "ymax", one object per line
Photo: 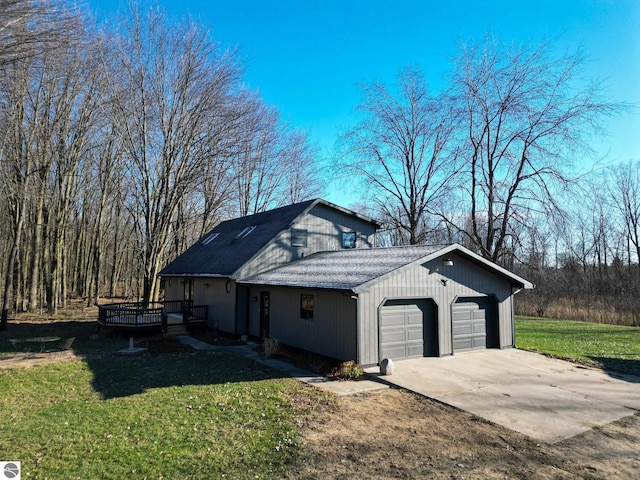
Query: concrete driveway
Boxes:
[{"xmin": 366, "ymin": 349, "xmax": 640, "ymax": 443}]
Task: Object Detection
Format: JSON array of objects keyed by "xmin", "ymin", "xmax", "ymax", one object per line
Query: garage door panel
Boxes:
[
  {"xmin": 380, "ymin": 302, "xmax": 424, "ymax": 360},
  {"xmin": 453, "ymin": 300, "xmax": 487, "ymax": 353},
  {"xmin": 453, "ymin": 324, "xmax": 473, "ymax": 335},
  {"xmin": 452, "ymin": 311, "xmax": 472, "ymax": 321},
  {"xmin": 407, "ymin": 344, "xmax": 424, "ymax": 357},
  {"xmin": 473, "ymin": 337, "xmax": 486, "ymax": 349},
  {"xmin": 380, "ymin": 330, "xmax": 409, "ymax": 344},
  {"xmin": 382, "ymin": 313, "xmax": 407, "ymax": 327},
  {"xmin": 382, "ymin": 345, "xmax": 409, "ymax": 360},
  {"xmin": 380, "ymin": 299, "xmax": 439, "ymax": 360},
  {"xmin": 406, "ymin": 328, "xmax": 423, "ymax": 341},
  {"xmin": 453, "ymin": 338, "xmax": 473, "ymax": 351}
]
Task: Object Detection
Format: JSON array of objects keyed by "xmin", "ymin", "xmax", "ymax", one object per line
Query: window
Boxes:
[
  {"xmin": 235, "ymin": 225, "xmax": 257, "ymax": 240},
  {"xmin": 300, "ymin": 294, "xmax": 314, "ymax": 320},
  {"xmin": 291, "ymin": 228, "xmax": 308, "ymax": 247},
  {"xmin": 201, "ymin": 232, "xmax": 220, "ymax": 246},
  {"xmin": 341, "ymin": 231, "xmax": 356, "ymax": 248}
]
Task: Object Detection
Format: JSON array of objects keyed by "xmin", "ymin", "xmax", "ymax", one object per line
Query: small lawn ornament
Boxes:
[{"xmin": 380, "ymin": 358, "xmax": 394, "ymax": 375}]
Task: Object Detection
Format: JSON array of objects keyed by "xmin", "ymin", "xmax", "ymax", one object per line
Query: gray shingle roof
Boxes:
[
  {"xmin": 240, "ymin": 245, "xmax": 446, "ymax": 289},
  {"xmin": 159, "ymin": 200, "xmax": 317, "ymax": 277},
  {"xmin": 159, "ymin": 198, "xmax": 382, "ymax": 277}
]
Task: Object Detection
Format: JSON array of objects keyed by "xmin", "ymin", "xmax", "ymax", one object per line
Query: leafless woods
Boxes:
[
  {"xmin": 0, "ymin": 2, "xmax": 637, "ymax": 327},
  {"xmin": 339, "ymin": 39, "xmax": 636, "ymax": 325},
  {"xmin": 0, "ymin": 1, "xmax": 321, "ymax": 323}
]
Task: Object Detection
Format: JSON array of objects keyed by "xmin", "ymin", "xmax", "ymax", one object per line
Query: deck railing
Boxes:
[{"xmin": 98, "ymin": 300, "xmax": 208, "ymax": 332}]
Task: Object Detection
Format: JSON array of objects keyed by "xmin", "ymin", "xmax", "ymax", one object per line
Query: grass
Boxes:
[
  {"xmin": 515, "ymin": 316, "xmax": 640, "ymax": 376},
  {"xmin": 0, "ymin": 347, "xmax": 333, "ymax": 479}
]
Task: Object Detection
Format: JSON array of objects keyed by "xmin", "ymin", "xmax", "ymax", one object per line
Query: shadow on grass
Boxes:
[
  {"xmin": 0, "ymin": 320, "xmax": 288, "ymax": 399},
  {"xmin": 0, "ymin": 319, "xmax": 99, "ymax": 346},
  {"xmin": 586, "ymin": 356, "xmax": 640, "ymax": 381},
  {"xmin": 85, "ymin": 349, "xmax": 288, "ymax": 399}
]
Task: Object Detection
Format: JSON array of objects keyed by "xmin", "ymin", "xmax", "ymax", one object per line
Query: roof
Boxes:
[
  {"xmin": 240, "ymin": 243, "xmax": 534, "ymax": 291},
  {"xmin": 158, "ymin": 198, "xmax": 381, "ymax": 277},
  {"xmin": 240, "ymin": 245, "xmax": 446, "ymax": 289}
]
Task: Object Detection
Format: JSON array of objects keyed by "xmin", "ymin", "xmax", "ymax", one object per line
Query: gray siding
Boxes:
[
  {"xmin": 202, "ymin": 278, "xmax": 236, "ymax": 332},
  {"xmin": 163, "ymin": 278, "xmax": 182, "ymax": 302},
  {"xmin": 356, "ymin": 253, "xmax": 514, "ymax": 366},
  {"xmin": 234, "ymin": 203, "xmax": 377, "ymax": 279},
  {"xmin": 249, "ymin": 286, "xmax": 358, "ymax": 361},
  {"xmin": 162, "ymin": 277, "xmax": 235, "ymax": 331}
]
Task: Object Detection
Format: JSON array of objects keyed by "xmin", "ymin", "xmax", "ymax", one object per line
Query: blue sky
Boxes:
[{"xmin": 88, "ymin": 0, "xmax": 639, "ymax": 205}]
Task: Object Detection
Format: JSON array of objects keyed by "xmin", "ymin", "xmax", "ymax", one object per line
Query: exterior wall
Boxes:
[
  {"xmin": 163, "ymin": 277, "xmax": 183, "ymax": 302},
  {"xmin": 299, "ymin": 203, "xmax": 377, "ymax": 252},
  {"xmin": 356, "ymin": 253, "xmax": 514, "ymax": 366},
  {"xmin": 248, "ymin": 285, "xmax": 358, "ymax": 361},
  {"xmin": 202, "ymin": 278, "xmax": 236, "ymax": 332},
  {"xmin": 161, "ymin": 277, "xmax": 236, "ymax": 332},
  {"xmin": 234, "ymin": 203, "xmax": 377, "ymax": 279}
]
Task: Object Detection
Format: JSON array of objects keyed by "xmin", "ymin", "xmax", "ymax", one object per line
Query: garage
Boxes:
[
  {"xmin": 379, "ymin": 299, "xmax": 438, "ymax": 360},
  {"xmin": 452, "ymin": 297, "xmax": 498, "ymax": 352}
]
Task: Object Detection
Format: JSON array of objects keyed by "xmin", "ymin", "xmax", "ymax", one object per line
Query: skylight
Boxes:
[
  {"xmin": 201, "ymin": 232, "xmax": 220, "ymax": 246},
  {"xmin": 235, "ymin": 225, "xmax": 257, "ymax": 240}
]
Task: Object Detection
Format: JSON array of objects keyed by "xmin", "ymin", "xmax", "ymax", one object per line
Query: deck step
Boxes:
[{"xmin": 165, "ymin": 324, "xmax": 188, "ymax": 336}]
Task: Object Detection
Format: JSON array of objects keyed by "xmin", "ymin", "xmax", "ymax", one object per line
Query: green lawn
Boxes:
[
  {"xmin": 515, "ymin": 316, "xmax": 640, "ymax": 376},
  {"xmin": 0, "ymin": 348, "xmax": 333, "ymax": 479}
]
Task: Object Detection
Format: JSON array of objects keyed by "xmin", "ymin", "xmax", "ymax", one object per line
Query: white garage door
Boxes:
[
  {"xmin": 379, "ymin": 302, "xmax": 424, "ymax": 360},
  {"xmin": 452, "ymin": 300, "xmax": 487, "ymax": 352}
]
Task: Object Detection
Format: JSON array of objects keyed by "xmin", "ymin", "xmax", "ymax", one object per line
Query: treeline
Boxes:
[
  {"xmin": 0, "ymin": 0, "xmax": 322, "ymax": 321},
  {"xmin": 1, "ymin": 1, "xmax": 637, "ymax": 327},
  {"xmin": 337, "ymin": 41, "xmax": 637, "ymax": 326},
  {"xmin": 514, "ymin": 163, "xmax": 640, "ymax": 326}
]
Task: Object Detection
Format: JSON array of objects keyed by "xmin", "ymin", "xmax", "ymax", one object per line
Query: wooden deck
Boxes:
[{"xmin": 97, "ymin": 301, "xmax": 208, "ymax": 334}]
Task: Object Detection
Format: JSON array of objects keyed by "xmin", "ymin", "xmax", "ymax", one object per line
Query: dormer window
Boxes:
[
  {"xmin": 235, "ymin": 225, "xmax": 257, "ymax": 240},
  {"xmin": 201, "ymin": 232, "xmax": 220, "ymax": 246},
  {"xmin": 291, "ymin": 228, "xmax": 308, "ymax": 247},
  {"xmin": 342, "ymin": 232, "xmax": 356, "ymax": 248}
]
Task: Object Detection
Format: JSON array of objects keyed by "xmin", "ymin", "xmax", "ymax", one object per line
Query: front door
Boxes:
[
  {"xmin": 259, "ymin": 291, "xmax": 270, "ymax": 338},
  {"xmin": 183, "ymin": 279, "xmax": 193, "ymax": 303}
]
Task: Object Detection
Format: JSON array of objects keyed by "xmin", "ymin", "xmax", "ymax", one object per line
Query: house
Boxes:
[{"xmin": 159, "ymin": 199, "xmax": 533, "ymax": 366}]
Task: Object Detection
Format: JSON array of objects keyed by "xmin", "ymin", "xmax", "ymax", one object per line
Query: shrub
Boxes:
[
  {"xmin": 263, "ymin": 337, "xmax": 281, "ymax": 359},
  {"xmin": 331, "ymin": 360, "xmax": 364, "ymax": 380}
]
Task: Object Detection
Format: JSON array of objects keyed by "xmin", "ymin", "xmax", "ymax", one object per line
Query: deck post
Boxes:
[{"xmin": 161, "ymin": 308, "xmax": 168, "ymax": 334}]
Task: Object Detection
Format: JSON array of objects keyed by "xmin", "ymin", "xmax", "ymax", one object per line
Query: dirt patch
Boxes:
[
  {"xmin": 287, "ymin": 388, "xmax": 640, "ymax": 479},
  {"xmin": 0, "ymin": 350, "xmax": 85, "ymax": 369}
]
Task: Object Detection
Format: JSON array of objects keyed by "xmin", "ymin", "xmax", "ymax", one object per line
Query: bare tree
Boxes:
[
  {"xmin": 230, "ymin": 93, "xmax": 323, "ymax": 216},
  {"xmin": 281, "ymin": 129, "xmax": 323, "ymax": 204},
  {"xmin": 105, "ymin": 5, "xmax": 244, "ymax": 303},
  {"xmin": 447, "ymin": 37, "xmax": 621, "ymax": 263},
  {"xmin": 0, "ymin": 7, "xmax": 93, "ymax": 325},
  {"xmin": 0, "ymin": 0, "xmax": 80, "ymax": 66},
  {"xmin": 338, "ymin": 68, "xmax": 458, "ymax": 245},
  {"xmin": 611, "ymin": 160, "xmax": 640, "ymax": 268},
  {"xmin": 231, "ymin": 95, "xmax": 283, "ymax": 216}
]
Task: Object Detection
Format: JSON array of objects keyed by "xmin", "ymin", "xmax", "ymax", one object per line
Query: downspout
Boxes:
[
  {"xmin": 351, "ymin": 289, "xmax": 360, "ymax": 364},
  {"xmin": 245, "ymin": 284, "xmax": 251, "ymax": 336},
  {"xmin": 511, "ymin": 288, "xmax": 523, "ymax": 347}
]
